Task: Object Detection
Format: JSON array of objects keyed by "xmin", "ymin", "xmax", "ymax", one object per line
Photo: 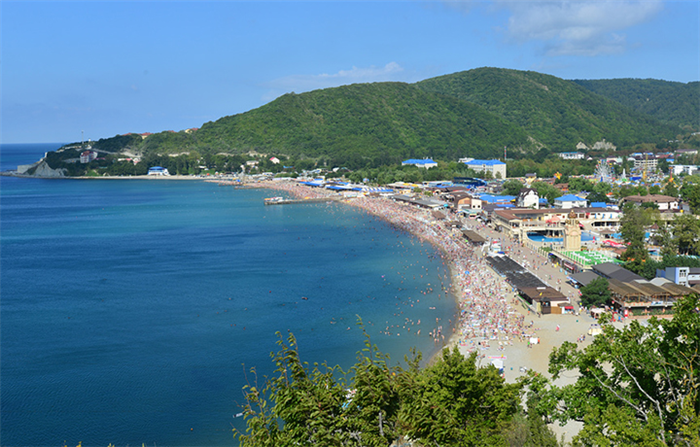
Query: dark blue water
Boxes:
[{"xmin": 1, "ymin": 144, "xmax": 457, "ymax": 446}]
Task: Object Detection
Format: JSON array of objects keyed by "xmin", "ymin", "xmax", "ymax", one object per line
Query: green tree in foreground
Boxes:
[
  {"xmin": 546, "ymin": 294, "xmax": 700, "ymax": 446},
  {"xmin": 234, "ymin": 327, "xmax": 552, "ymax": 446},
  {"xmin": 399, "ymin": 346, "xmax": 521, "ymax": 446},
  {"xmin": 579, "ymin": 277, "xmax": 611, "ymax": 308}
]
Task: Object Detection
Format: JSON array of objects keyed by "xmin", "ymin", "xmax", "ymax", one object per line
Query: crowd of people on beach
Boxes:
[{"xmin": 256, "ymin": 180, "xmax": 540, "ymax": 352}]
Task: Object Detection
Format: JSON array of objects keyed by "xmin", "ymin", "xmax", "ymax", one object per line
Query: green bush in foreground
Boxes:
[{"xmin": 234, "ymin": 323, "xmax": 556, "ymax": 447}]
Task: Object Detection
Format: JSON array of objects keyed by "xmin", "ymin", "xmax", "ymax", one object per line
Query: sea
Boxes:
[{"xmin": 0, "ymin": 143, "xmax": 458, "ymax": 447}]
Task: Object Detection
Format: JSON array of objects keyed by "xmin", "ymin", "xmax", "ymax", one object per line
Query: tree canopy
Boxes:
[{"xmin": 546, "ymin": 294, "xmax": 700, "ymax": 447}]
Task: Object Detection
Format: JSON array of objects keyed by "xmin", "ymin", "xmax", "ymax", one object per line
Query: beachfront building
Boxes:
[
  {"xmin": 554, "ymin": 194, "xmax": 587, "ymax": 209},
  {"xmin": 489, "ymin": 206, "xmax": 621, "ymax": 240},
  {"xmin": 572, "ymin": 262, "xmax": 694, "ymax": 317},
  {"xmin": 148, "ymin": 166, "xmax": 170, "ymax": 176},
  {"xmin": 461, "ymin": 158, "xmax": 507, "ymax": 179},
  {"xmin": 621, "ymin": 194, "xmax": 679, "ymax": 211},
  {"xmin": 402, "ymin": 158, "xmax": 438, "ymax": 169}
]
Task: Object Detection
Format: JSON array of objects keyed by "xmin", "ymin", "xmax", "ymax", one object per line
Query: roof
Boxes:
[
  {"xmin": 464, "ymin": 159, "xmax": 505, "ymax": 166},
  {"xmin": 461, "ymin": 230, "xmax": 487, "ymax": 244},
  {"xmin": 519, "ymin": 286, "xmax": 568, "ymax": 303},
  {"xmin": 556, "ymin": 194, "xmax": 586, "ymax": 202},
  {"xmin": 571, "ymin": 271, "xmax": 601, "ymax": 287},
  {"xmin": 518, "ymin": 188, "xmax": 538, "ymax": 199},
  {"xmin": 592, "ymin": 262, "xmax": 643, "ymax": 282},
  {"xmin": 623, "ymin": 194, "xmax": 677, "ymax": 204},
  {"xmin": 479, "ymin": 194, "xmax": 516, "ymax": 204},
  {"xmin": 402, "ymin": 158, "xmax": 436, "ymax": 164}
]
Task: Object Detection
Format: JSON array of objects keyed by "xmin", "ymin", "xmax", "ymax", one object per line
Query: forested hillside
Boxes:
[
  {"xmin": 573, "ymin": 78, "xmax": 700, "ymax": 131},
  {"xmin": 415, "ymin": 68, "xmax": 679, "ymax": 149},
  {"xmin": 192, "ymin": 82, "xmax": 531, "ymax": 167},
  {"xmin": 52, "ymin": 67, "xmax": 692, "ymax": 171}
]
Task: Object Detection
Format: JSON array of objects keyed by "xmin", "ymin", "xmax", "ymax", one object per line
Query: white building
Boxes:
[
  {"xmin": 517, "ymin": 188, "xmax": 539, "ymax": 209},
  {"xmin": 558, "ymin": 152, "xmax": 584, "ymax": 160},
  {"xmin": 402, "ymin": 158, "xmax": 438, "ymax": 169},
  {"xmin": 554, "ymin": 194, "xmax": 587, "ymax": 209},
  {"xmin": 622, "ymin": 194, "xmax": 679, "ymax": 211},
  {"xmin": 630, "ymin": 154, "xmax": 658, "ymax": 173},
  {"xmin": 670, "ymin": 165, "xmax": 700, "ymax": 176},
  {"xmin": 461, "ymin": 159, "xmax": 506, "ymax": 179},
  {"xmin": 80, "ymin": 151, "xmax": 97, "ymax": 164},
  {"xmin": 148, "ymin": 166, "xmax": 170, "ymax": 176}
]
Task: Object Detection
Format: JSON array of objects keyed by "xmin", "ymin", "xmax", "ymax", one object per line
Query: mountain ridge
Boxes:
[{"xmin": 51, "ymin": 67, "xmax": 697, "ymax": 170}]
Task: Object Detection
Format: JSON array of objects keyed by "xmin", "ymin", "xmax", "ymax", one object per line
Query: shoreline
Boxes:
[
  {"xmin": 250, "ymin": 181, "xmax": 601, "ymax": 374},
  {"xmin": 251, "ymin": 180, "xmax": 496, "ymax": 363}
]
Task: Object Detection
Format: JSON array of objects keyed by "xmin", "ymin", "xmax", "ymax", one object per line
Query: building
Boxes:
[
  {"xmin": 516, "ymin": 188, "xmax": 539, "ymax": 209},
  {"xmin": 444, "ymin": 191, "xmax": 482, "ymax": 212},
  {"xmin": 563, "ymin": 210, "xmax": 581, "ymax": 251},
  {"xmin": 670, "ymin": 165, "xmax": 700, "ymax": 176},
  {"xmin": 489, "ymin": 206, "xmax": 621, "ymax": 240},
  {"xmin": 461, "ymin": 159, "xmax": 507, "ymax": 179},
  {"xmin": 630, "ymin": 154, "xmax": 658, "ymax": 173},
  {"xmin": 656, "ymin": 266, "xmax": 700, "ymax": 287},
  {"xmin": 554, "ymin": 194, "xmax": 587, "ymax": 209},
  {"xmin": 80, "ymin": 151, "xmax": 97, "ymax": 164},
  {"xmin": 622, "ymin": 194, "xmax": 679, "ymax": 211},
  {"xmin": 402, "ymin": 158, "xmax": 438, "ymax": 169},
  {"xmin": 147, "ymin": 166, "xmax": 170, "ymax": 176},
  {"xmin": 558, "ymin": 152, "xmax": 584, "ymax": 160}
]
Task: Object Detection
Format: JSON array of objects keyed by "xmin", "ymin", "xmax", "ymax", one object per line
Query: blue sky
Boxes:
[{"xmin": 1, "ymin": 1, "xmax": 698, "ymax": 144}]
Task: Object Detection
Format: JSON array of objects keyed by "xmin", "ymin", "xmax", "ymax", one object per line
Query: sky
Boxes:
[{"xmin": 1, "ymin": 0, "xmax": 698, "ymax": 144}]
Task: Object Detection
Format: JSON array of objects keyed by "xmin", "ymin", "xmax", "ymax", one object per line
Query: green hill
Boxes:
[
  {"xmin": 57, "ymin": 68, "xmax": 689, "ymax": 171},
  {"xmin": 415, "ymin": 67, "xmax": 679, "ymax": 149},
  {"xmin": 192, "ymin": 82, "xmax": 530, "ymax": 165},
  {"xmin": 572, "ymin": 78, "xmax": 700, "ymax": 132}
]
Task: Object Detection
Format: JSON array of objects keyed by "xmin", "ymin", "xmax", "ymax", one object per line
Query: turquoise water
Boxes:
[
  {"xmin": 527, "ymin": 231, "xmax": 596, "ymax": 243},
  {"xmin": 1, "ymin": 144, "xmax": 457, "ymax": 446}
]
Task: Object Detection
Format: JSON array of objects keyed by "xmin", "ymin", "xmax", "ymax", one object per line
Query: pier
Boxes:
[{"xmin": 264, "ymin": 197, "xmax": 341, "ymax": 205}]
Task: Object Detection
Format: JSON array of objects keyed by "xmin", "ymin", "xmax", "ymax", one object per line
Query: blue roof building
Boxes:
[
  {"xmin": 402, "ymin": 158, "xmax": 438, "ymax": 169},
  {"xmin": 462, "ymin": 159, "xmax": 507, "ymax": 179},
  {"xmin": 554, "ymin": 194, "xmax": 587, "ymax": 209}
]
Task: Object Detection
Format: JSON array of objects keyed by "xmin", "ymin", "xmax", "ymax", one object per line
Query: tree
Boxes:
[
  {"xmin": 579, "ymin": 277, "xmax": 611, "ymax": 308},
  {"xmin": 399, "ymin": 347, "xmax": 521, "ymax": 447},
  {"xmin": 531, "ymin": 181, "xmax": 562, "ymax": 205},
  {"xmin": 586, "ymin": 190, "xmax": 609, "ymax": 205},
  {"xmin": 671, "ymin": 214, "xmax": 700, "ymax": 256},
  {"xmin": 619, "ymin": 203, "xmax": 654, "ymax": 272},
  {"xmin": 547, "ymin": 294, "xmax": 700, "ymax": 447},
  {"xmin": 235, "ymin": 330, "xmax": 405, "ymax": 447},
  {"xmin": 236, "ymin": 331, "xmax": 531, "ymax": 447},
  {"xmin": 503, "ymin": 179, "xmax": 524, "ymax": 196}
]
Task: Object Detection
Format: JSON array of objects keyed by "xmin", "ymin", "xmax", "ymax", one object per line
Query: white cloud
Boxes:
[
  {"xmin": 445, "ymin": 0, "xmax": 664, "ymax": 56},
  {"xmin": 261, "ymin": 62, "xmax": 407, "ymax": 101},
  {"xmin": 501, "ymin": 1, "xmax": 664, "ymax": 56}
]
